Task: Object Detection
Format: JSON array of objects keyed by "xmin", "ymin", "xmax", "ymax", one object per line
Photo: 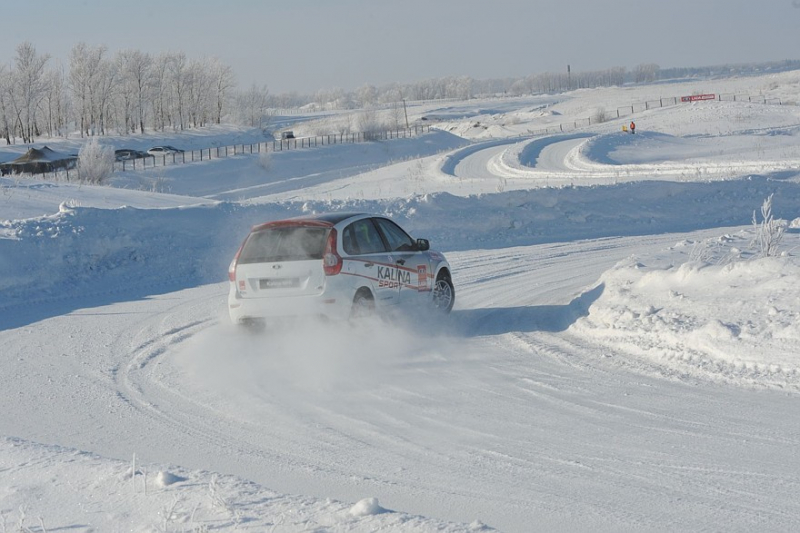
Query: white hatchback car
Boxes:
[{"xmin": 227, "ymin": 212, "xmax": 454, "ymax": 326}]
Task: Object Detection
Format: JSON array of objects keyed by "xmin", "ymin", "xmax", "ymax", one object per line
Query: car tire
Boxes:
[
  {"xmin": 350, "ymin": 290, "xmax": 375, "ymax": 320},
  {"xmin": 236, "ymin": 317, "xmax": 266, "ymax": 333},
  {"xmin": 432, "ymin": 272, "xmax": 455, "ymax": 313}
]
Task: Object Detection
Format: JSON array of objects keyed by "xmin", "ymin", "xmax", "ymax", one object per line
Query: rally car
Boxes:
[{"xmin": 227, "ymin": 212, "xmax": 454, "ymax": 326}]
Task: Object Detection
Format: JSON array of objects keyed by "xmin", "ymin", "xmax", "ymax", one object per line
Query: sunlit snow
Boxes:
[{"xmin": 2, "ymin": 71, "xmax": 800, "ymax": 532}]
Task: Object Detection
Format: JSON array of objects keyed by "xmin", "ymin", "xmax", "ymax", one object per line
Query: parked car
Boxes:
[
  {"xmin": 227, "ymin": 212, "xmax": 454, "ymax": 327},
  {"xmin": 147, "ymin": 145, "xmax": 184, "ymax": 156},
  {"xmin": 114, "ymin": 149, "xmax": 148, "ymax": 161},
  {"xmin": 280, "ymin": 131, "xmax": 295, "ymax": 140}
]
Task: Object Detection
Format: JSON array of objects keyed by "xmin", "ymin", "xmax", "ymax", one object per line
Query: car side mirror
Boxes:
[{"xmin": 416, "ymin": 238, "xmax": 430, "ymax": 251}]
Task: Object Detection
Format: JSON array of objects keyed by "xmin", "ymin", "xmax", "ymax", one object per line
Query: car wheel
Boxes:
[
  {"xmin": 236, "ymin": 317, "xmax": 266, "ymax": 333},
  {"xmin": 351, "ymin": 290, "xmax": 375, "ymax": 320},
  {"xmin": 432, "ymin": 272, "xmax": 455, "ymax": 313}
]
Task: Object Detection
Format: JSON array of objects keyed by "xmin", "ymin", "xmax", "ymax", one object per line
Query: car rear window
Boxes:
[{"xmin": 238, "ymin": 226, "xmax": 328, "ymax": 263}]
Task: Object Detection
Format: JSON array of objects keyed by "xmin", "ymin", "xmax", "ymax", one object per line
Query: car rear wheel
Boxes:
[
  {"xmin": 432, "ymin": 272, "xmax": 455, "ymax": 313},
  {"xmin": 350, "ymin": 290, "xmax": 375, "ymax": 320}
]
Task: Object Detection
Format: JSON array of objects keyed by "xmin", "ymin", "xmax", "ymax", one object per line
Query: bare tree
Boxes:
[
  {"xmin": 69, "ymin": 43, "xmax": 109, "ymax": 137},
  {"xmin": 151, "ymin": 52, "xmax": 170, "ymax": 131},
  {"xmin": 234, "ymin": 83, "xmax": 270, "ymax": 127},
  {"xmin": 116, "ymin": 49, "xmax": 152, "ymax": 134},
  {"xmin": 13, "ymin": 42, "xmax": 50, "ymax": 143},
  {"xmin": 43, "ymin": 65, "xmax": 69, "ymax": 137},
  {"xmin": 167, "ymin": 51, "xmax": 189, "ymax": 130},
  {"xmin": 633, "ymin": 63, "xmax": 660, "ymax": 83},
  {"xmin": 186, "ymin": 58, "xmax": 214, "ymax": 128},
  {"xmin": 0, "ymin": 64, "xmax": 14, "ymax": 144},
  {"xmin": 209, "ymin": 57, "xmax": 235, "ymax": 124},
  {"xmin": 95, "ymin": 56, "xmax": 117, "ymax": 135},
  {"xmin": 358, "ymin": 106, "xmax": 383, "ymax": 140},
  {"xmin": 356, "ymin": 84, "xmax": 378, "ymax": 108}
]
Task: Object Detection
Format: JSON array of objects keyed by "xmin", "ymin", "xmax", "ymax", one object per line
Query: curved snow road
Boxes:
[
  {"xmin": 452, "ymin": 131, "xmax": 800, "ymax": 189},
  {"xmin": 4, "ymin": 230, "xmax": 799, "ymax": 532},
  {"xmin": 450, "ymin": 134, "xmax": 595, "ymax": 188}
]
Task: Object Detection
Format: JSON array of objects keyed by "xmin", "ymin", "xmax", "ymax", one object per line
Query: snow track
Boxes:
[
  {"xmin": 5, "ymin": 230, "xmax": 795, "ymax": 532},
  {"xmin": 5, "ymin": 87, "xmax": 800, "ymax": 531}
]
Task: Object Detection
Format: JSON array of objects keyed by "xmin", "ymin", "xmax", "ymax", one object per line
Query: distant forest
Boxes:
[{"xmin": 1, "ymin": 39, "xmax": 797, "ymax": 145}]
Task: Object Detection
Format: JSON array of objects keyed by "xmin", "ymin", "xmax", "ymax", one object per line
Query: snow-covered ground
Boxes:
[{"xmin": 2, "ymin": 71, "xmax": 800, "ymax": 532}]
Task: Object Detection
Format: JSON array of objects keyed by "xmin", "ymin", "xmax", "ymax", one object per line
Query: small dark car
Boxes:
[{"xmin": 114, "ymin": 149, "xmax": 148, "ymax": 161}]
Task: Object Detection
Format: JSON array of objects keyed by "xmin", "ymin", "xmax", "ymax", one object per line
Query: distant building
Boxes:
[{"xmin": 0, "ymin": 146, "xmax": 78, "ymax": 175}]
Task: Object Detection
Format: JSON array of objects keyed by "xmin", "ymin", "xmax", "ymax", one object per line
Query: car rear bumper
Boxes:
[{"xmin": 228, "ymin": 289, "xmax": 351, "ymax": 324}]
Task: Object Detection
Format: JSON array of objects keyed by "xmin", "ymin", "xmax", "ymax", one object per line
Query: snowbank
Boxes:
[
  {"xmin": 1, "ymin": 437, "xmax": 482, "ymax": 532},
  {"xmin": 571, "ymin": 230, "xmax": 800, "ymax": 389}
]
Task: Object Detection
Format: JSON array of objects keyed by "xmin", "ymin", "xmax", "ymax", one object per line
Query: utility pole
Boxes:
[
  {"xmin": 567, "ymin": 64, "xmax": 571, "ymax": 90},
  {"xmin": 402, "ymin": 98, "xmax": 409, "ymax": 129}
]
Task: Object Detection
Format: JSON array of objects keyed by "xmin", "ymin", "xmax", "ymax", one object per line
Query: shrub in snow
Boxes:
[
  {"xmin": 78, "ymin": 137, "xmax": 115, "ymax": 185},
  {"xmin": 258, "ymin": 150, "xmax": 272, "ymax": 171},
  {"xmin": 593, "ymin": 107, "xmax": 607, "ymax": 124},
  {"xmin": 751, "ymin": 193, "xmax": 785, "ymax": 258},
  {"xmin": 358, "ymin": 107, "xmax": 384, "ymax": 141}
]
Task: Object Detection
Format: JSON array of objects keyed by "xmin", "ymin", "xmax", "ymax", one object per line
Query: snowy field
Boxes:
[{"xmin": 2, "ymin": 71, "xmax": 800, "ymax": 532}]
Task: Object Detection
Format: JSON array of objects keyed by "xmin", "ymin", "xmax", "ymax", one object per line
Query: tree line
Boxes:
[
  {"xmin": 6, "ymin": 38, "xmax": 792, "ymax": 146},
  {"xmin": 0, "ymin": 42, "xmax": 252, "ymax": 144}
]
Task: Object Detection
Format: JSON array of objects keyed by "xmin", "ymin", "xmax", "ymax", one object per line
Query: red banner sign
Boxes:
[{"xmin": 680, "ymin": 94, "xmax": 716, "ymax": 102}]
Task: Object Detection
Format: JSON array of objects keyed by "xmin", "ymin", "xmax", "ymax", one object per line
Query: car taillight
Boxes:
[
  {"xmin": 322, "ymin": 229, "xmax": 342, "ymax": 276},
  {"xmin": 228, "ymin": 243, "xmax": 244, "ymax": 282}
]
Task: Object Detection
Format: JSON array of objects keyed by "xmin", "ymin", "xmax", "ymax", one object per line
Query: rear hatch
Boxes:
[{"xmin": 234, "ymin": 224, "xmax": 329, "ymax": 299}]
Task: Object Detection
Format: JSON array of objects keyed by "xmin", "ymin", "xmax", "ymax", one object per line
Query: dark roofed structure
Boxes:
[{"xmin": 0, "ymin": 146, "xmax": 77, "ymax": 175}]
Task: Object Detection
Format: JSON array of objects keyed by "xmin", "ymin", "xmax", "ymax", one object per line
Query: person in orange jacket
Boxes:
[{"xmin": 630, "ymin": 121, "xmax": 636, "ymax": 134}]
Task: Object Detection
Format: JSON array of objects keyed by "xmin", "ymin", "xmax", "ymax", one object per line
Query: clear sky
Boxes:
[{"xmin": 2, "ymin": 0, "xmax": 799, "ymax": 94}]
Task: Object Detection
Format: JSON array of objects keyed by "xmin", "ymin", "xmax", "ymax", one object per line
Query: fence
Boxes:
[
  {"xmin": 515, "ymin": 91, "xmax": 785, "ymax": 137},
  {"xmin": 114, "ymin": 125, "xmax": 430, "ymax": 172}
]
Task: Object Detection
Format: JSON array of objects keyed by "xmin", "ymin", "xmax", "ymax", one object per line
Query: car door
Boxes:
[
  {"xmin": 341, "ymin": 218, "xmax": 397, "ymax": 307},
  {"xmin": 372, "ymin": 217, "xmax": 431, "ymax": 307}
]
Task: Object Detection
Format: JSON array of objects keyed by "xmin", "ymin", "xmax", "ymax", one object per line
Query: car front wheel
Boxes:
[{"xmin": 432, "ymin": 272, "xmax": 454, "ymax": 313}]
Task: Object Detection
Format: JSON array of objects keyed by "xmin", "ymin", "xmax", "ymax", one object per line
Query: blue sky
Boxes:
[{"xmin": 2, "ymin": 0, "xmax": 799, "ymax": 94}]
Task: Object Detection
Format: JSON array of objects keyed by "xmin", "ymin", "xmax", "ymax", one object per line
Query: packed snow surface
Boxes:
[{"xmin": 2, "ymin": 72, "xmax": 800, "ymax": 532}]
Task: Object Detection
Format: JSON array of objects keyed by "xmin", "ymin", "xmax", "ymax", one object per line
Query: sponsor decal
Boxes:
[
  {"xmin": 377, "ymin": 265, "xmax": 410, "ymax": 289},
  {"xmin": 417, "ymin": 265, "xmax": 427, "ymax": 291},
  {"xmin": 680, "ymin": 93, "xmax": 716, "ymax": 102}
]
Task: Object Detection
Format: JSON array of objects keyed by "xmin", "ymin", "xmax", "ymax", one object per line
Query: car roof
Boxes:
[{"xmin": 250, "ymin": 212, "xmax": 369, "ymax": 232}]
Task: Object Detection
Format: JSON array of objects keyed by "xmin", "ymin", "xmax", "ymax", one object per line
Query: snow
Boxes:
[{"xmin": 2, "ymin": 72, "xmax": 800, "ymax": 531}]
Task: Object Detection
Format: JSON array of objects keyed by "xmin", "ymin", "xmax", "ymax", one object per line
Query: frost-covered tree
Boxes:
[
  {"xmin": 209, "ymin": 57, "xmax": 236, "ymax": 124},
  {"xmin": 185, "ymin": 59, "xmax": 211, "ymax": 128},
  {"xmin": 633, "ymin": 63, "xmax": 660, "ymax": 83},
  {"xmin": 77, "ymin": 136, "xmax": 115, "ymax": 185},
  {"xmin": 116, "ymin": 49, "xmax": 152, "ymax": 134},
  {"xmin": 12, "ymin": 42, "xmax": 50, "ymax": 143},
  {"xmin": 42, "ymin": 65, "xmax": 69, "ymax": 137},
  {"xmin": 95, "ymin": 56, "xmax": 117, "ymax": 135},
  {"xmin": 358, "ymin": 106, "xmax": 383, "ymax": 140},
  {"xmin": 356, "ymin": 84, "xmax": 378, "ymax": 107},
  {"xmin": 167, "ymin": 51, "xmax": 189, "ymax": 130},
  {"xmin": 69, "ymin": 43, "xmax": 110, "ymax": 137},
  {"xmin": 0, "ymin": 64, "xmax": 14, "ymax": 144},
  {"xmin": 751, "ymin": 194, "xmax": 785, "ymax": 257},
  {"xmin": 151, "ymin": 52, "xmax": 171, "ymax": 131},
  {"xmin": 234, "ymin": 83, "xmax": 270, "ymax": 127}
]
